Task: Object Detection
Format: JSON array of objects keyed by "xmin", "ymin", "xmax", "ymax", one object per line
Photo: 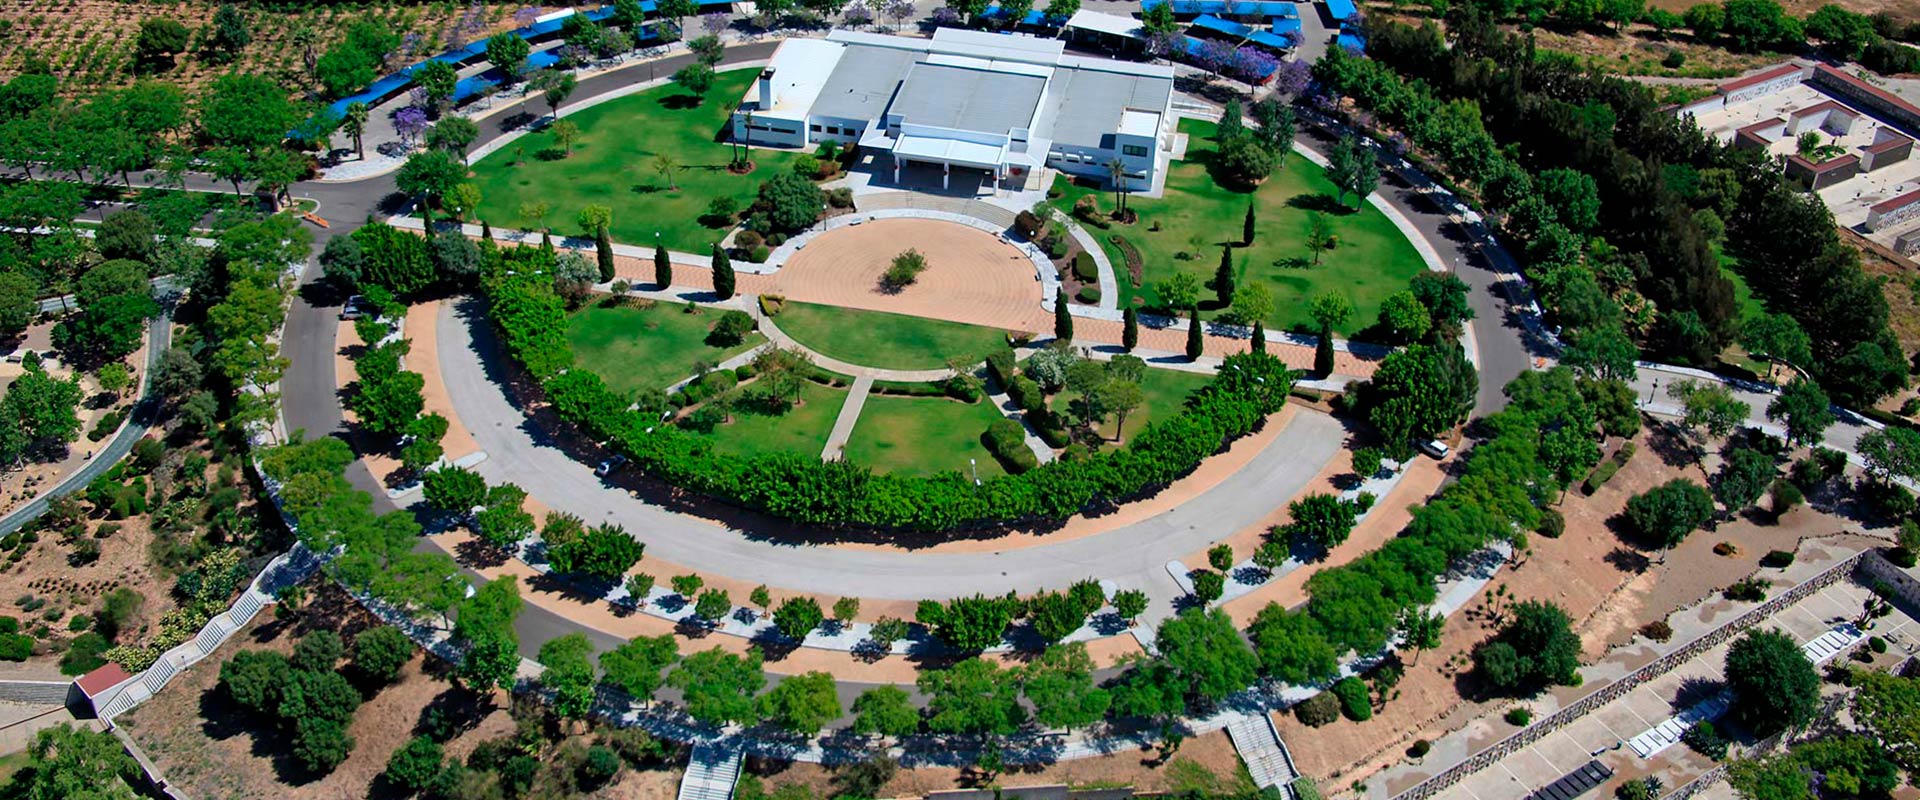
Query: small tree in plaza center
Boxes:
[{"xmin": 881, "ymin": 249, "xmax": 928, "ymax": 291}]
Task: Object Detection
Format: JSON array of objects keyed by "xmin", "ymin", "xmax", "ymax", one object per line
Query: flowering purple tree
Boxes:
[
  {"xmin": 514, "ymin": 7, "xmax": 542, "ymax": 26},
  {"xmin": 1272, "ymin": 59, "xmax": 1310, "ymax": 97},
  {"xmin": 1231, "ymin": 47, "xmax": 1278, "ymax": 84},
  {"xmin": 395, "ymin": 106, "xmax": 429, "ymax": 149},
  {"xmin": 931, "ymin": 6, "xmax": 961, "ymax": 26},
  {"xmin": 1193, "ymin": 38, "xmax": 1235, "ymax": 77},
  {"xmin": 701, "ymin": 12, "xmax": 731, "ymax": 34},
  {"xmin": 883, "ymin": 0, "xmax": 918, "ymax": 30},
  {"xmin": 1146, "ymin": 30, "xmax": 1187, "ymax": 59},
  {"xmin": 844, "ymin": 4, "xmax": 875, "ymax": 28}
]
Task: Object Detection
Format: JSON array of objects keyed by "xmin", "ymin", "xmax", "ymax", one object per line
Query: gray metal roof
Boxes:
[
  {"xmin": 810, "ymin": 44, "xmax": 920, "ymax": 121},
  {"xmin": 888, "ymin": 62, "xmax": 1046, "ymax": 134},
  {"xmin": 1036, "ymin": 66, "xmax": 1173, "ymax": 148}
]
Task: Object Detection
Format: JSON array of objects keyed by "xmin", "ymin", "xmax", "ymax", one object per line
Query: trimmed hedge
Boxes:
[
  {"xmin": 1072, "ymin": 252, "xmax": 1097, "ymax": 282},
  {"xmin": 1581, "ymin": 459, "xmax": 1620, "ymax": 495},
  {"xmin": 982, "ymin": 419, "xmax": 1039, "ymax": 474},
  {"xmin": 872, "ymin": 380, "xmax": 950, "ymax": 398},
  {"xmin": 483, "ymin": 252, "xmax": 1295, "ymax": 531}
]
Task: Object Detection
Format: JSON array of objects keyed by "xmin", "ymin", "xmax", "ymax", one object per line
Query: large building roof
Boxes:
[
  {"xmin": 1037, "ymin": 66, "xmax": 1173, "ymax": 146},
  {"xmin": 809, "ymin": 43, "xmax": 920, "ymax": 120},
  {"xmin": 890, "ymin": 61, "xmax": 1047, "ymax": 134}
]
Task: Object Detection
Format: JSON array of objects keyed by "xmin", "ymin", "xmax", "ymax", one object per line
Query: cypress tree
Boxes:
[
  {"xmin": 1243, "ymin": 203, "xmax": 1256, "ymax": 245},
  {"xmin": 480, "ymin": 219, "xmax": 494, "ymax": 241},
  {"xmin": 654, "ymin": 243, "xmax": 672, "ymax": 289},
  {"xmin": 1054, "ymin": 289, "xmax": 1073, "ymax": 343},
  {"xmin": 1314, "ymin": 325, "xmax": 1335, "ymax": 376},
  {"xmin": 540, "ymin": 230, "xmax": 554, "ymax": 252},
  {"xmin": 1214, "ymin": 245, "xmax": 1234, "ymax": 307},
  {"xmin": 711, "ymin": 244, "xmax": 735, "ymax": 300},
  {"xmin": 595, "ymin": 224, "xmax": 615, "ymax": 283},
  {"xmin": 1251, "ymin": 321, "xmax": 1265, "ymax": 353},
  {"xmin": 421, "ymin": 204, "xmax": 436, "ymax": 237},
  {"xmin": 1122, "ymin": 306, "xmax": 1139, "ymax": 352},
  {"xmin": 1185, "ymin": 307, "xmax": 1203, "ymax": 361}
]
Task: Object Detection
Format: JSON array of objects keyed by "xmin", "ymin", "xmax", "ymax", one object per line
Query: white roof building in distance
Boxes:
[{"xmin": 730, "ymin": 28, "xmax": 1175, "ymax": 192}]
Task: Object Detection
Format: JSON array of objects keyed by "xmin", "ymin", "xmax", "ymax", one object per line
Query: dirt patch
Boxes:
[
  {"xmin": 747, "ymin": 729, "xmax": 1251, "ymax": 798},
  {"xmin": 119, "ymin": 581, "xmax": 684, "ymax": 799}
]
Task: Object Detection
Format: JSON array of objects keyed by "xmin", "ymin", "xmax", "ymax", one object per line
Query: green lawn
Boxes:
[
  {"xmin": 466, "ymin": 69, "xmax": 804, "ymax": 252},
  {"xmin": 567, "ymin": 301, "xmax": 765, "ymax": 395},
  {"xmin": 699, "ymin": 380, "xmax": 845, "ymax": 460},
  {"xmin": 1051, "ymin": 118, "xmax": 1426, "ymax": 337},
  {"xmin": 1052, "ymin": 365, "xmax": 1211, "ymax": 446},
  {"xmin": 774, "ymin": 301, "xmax": 1009, "ymax": 371},
  {"xmin": 843, "ymin": 393, "xmax": 1009, "ymax": 478}
]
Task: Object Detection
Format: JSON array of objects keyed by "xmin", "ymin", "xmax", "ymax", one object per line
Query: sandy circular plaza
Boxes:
[{"xmin": 764, "ymin": 218, "xmax": 1050, "ymax": 331}]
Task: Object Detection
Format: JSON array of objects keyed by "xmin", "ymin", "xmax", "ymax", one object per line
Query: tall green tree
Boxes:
[
  {"xmin": 1055, "ymin": 289, "xmax": 1073, "ymax": 342},
  {"xmin": 758, "ymin": 671, "xmax": 841, "ymax": 734},
  {"xmin": 1213, "ymin": 245, "xmax": 1235, "ymax": 307},
  {"xmin": 485, "ymin": 33, "xmax": 532, "ymax": 84},
  {"xmin": 1626, "ymin": 479, "xmax": 1715, "ymax": 549},
  {"xmin": 654, "ymin": 243, "xmax": 673, "ymax": 288},
  {"xmin": 1020, "ymin": 642, "xmax": 1110, "ymax": 731},
  {"xmin": 1725, "ymin": 628, "xmax": 1820, "ymax": 737},
  {"xmin": 918, "ymin": 657, "xmax": 1026, "ymax": 736},
  {"xmin": 1155, "ymin": 608, "xmax": 1258, "ymax": 703},
  {"xmin": 668, "ymin": 647, "xmax": 766, "ymax": 725},
  {"xmin": 1121, "ymin": 305, "xmax": 1139, "ymax": 352},
  {"xmin": 852, "ymin": 685, "xmax": 920, "ymax": 740},
  {"xmin": 1766, "ymin": 378, "xmax": 1834, "ymax": 448},
  {"xmin": 598, "ymin": 634, "xmax": 679, "ymax": 705},
  {"xmin": 538, "ymin": 633, "xmax": 598, "ymax": 720},
  {"xmin": 1186, "ymin": 307, "xmax": 1203, "ymax": 361},
  {"xmin": 711, "ymin": 244, "xmax": 735, "ymax": 300},
  {"xmin": 1247, "ymin": 603, "xmax": 1337, "ymax": 685}
]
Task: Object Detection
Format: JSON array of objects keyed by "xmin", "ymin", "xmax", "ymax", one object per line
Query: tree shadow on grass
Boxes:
[
  {"xmin": 658, "ymin": 93, "xmax": 703, "ymax": 111},
  {"xmin": 1285, "ymin": 193, "xmax": 1356, "ymax": 215}
]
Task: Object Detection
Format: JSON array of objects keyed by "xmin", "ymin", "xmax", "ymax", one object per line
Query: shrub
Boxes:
[
  {"xmin": 1581, "ymin": 459, "xmax": 1620, "ymax": 494},
  {"xmin": 981, "ymin": 420, "xmax": 1039, "ymax": 474},
  {"xmin": 1536, "ymin": 508, "xmax": 1564, "ymax": 538},
  {"xmin": 1504, "ymin": 707, "xmax": 1531, "ymax": 726},
  {"xmin": 707, "ymin": 310, "xmax": 756, "ymax": 347},
  {"xmin": 1072, "ymin": 252, "xmax": 1097, "ymax": 281},
  {"xmin": 826, "ymin": 187, "xmax": 854, "ymax": 208},
  {"xmin": 1662, "ymin": 49, "xmax": 1686, "ymax": 68},
  {"xmin": 1332, "ymin": 676, "xmax": 1371, "ymax": 721},
  {"xmin": 1640, "ymin": 620, "xmax": 1673, "ymax": 642},
  {"xmin": 1681, "ymin": 720, "xmax": 1726, "ymax": 760},
  {"xmin": 1351, "ymin": 447, "xmax": 1383, "ymax": 479},
  {"xmin": 1408, "ymin": 739, "xmax": 1431, "ymax": 757},
  {"xmin": 60, "ymin": 632, "xmax": 108, "ymax": 675},
  {"xmin": 734, "ymin": 230, "xmax": 763, "ymax": 251},
  {"xmin": 1014, "ymin": 210, "xmax": 1044, "ymax": 239},
  {"xmin": 1076, "ymin": 286, "xmax": 1101, "ymax": 304},
  {"xmin": 1760, "ymin": 550, "xmax": 1795, "ymax": 568},
  {"xmin": 1723, "ymin": 578, "xmax": 1767, "ymax": 602},
  {"xmin": 882, "ymin": 249, "xmax": 928, "ymax": 290},
  {"xmin": 1891, "ymin": 547, "xmax": 1919, "ymax": 569},
  {"xmin": 1713, "ymin": 542, "xmax": 1736, "ymax": 556},
  {"xmin": 1294, "ymin": 691, "xmax": 1340, "ymax": 727},
  {"xmin": 1871, "ymin": 635, "xmax": 1888, "ymax": 653}
]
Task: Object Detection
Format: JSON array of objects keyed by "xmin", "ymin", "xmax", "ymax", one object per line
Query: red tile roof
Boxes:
[
  {"xmin": 1871, "ymin": 187, "xmax": 1920, "ymax": 214},
  {"xmin": 1814, "ymin": 64, "xmax": 1920, "ymax": 122},
  {"xmin": 1718, "ymin": 63, "xmax": 1804, "ymax": 95},
  {"xmin": 74, "ymin": 663, "xmax": 130, "ymax": 697}
]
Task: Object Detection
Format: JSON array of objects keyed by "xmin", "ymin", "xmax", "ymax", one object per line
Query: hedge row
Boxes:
[
  {"xmin": 982, "ymin": 419, "xmax": 1040, "ymax": 474},
  {"xmin": 482, "ymin": 252, "xmax": 1295, "ymax": 531}
]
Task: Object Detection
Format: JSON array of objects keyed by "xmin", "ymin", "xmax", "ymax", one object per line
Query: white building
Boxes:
[{"xmin": 729, "ymin": 28, "xmax": 1176, "ymax": 192}]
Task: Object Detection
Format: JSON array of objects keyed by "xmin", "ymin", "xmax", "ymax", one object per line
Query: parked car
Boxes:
[
  {"xmin": 339, "ymin": 295, "xmax": 370, "ymax": 320},
  {"xmin": 595, "ymin": 455, "xmax": 628, "ymax": 477},
  {"xmin": 1418, "ymin": 439, "xmax": 1451, "ymax": 459}
]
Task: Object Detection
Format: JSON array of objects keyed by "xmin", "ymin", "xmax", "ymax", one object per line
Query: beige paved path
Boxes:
[
  {"xmin": 761, "ymin": 219, "xmax": 1044, "ymax": 331},
  {"xmin": 821, "ymin": 376, "xmax": 873, "ymax": 460}
]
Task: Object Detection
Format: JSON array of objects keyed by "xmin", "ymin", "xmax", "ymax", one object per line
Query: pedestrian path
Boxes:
[
  {"xmin": 1623, "ymin": 623, "xmax": 1863, "ymax": 759},
  {"xmin": 1224, "ymin": 711, "xmax": 1301, "ymax": 792},
  {"xmin": 821, "ymin": 375, "xmax": 874, "ymax": 461},
  {"xmin": 678, "ymin": 744, "xmax": 743, "ymax": 800},
  {"xmin": 985, "ymin": 387, "xmax": 1057, "ymax": 465}
]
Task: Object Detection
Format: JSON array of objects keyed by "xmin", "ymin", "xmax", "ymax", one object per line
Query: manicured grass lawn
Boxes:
[
  {"xmin": 774, "ymin": 301, "xmax": 1009, "ymax": 371},
  {"xmin": 466, "ymin": 69, "xmax": 804, "ymax": 252},
  {"xmin": 567, "ymin": 301, "xmax": 765, "ymax": 395},
  {"xmin": 1051, "ymin": 118, "xmax": 1425, "ymax": 337},
  {"xmin": 843, "ymin": 393, "xmax": 1008, "ymax": 478},
  {"xmin": 1052, "ymin": 365, "xmax": 1212, "ymax": 446},
  {"xmin": 700, "ymin": 380, "xmax": 845, "ymax": 460}
]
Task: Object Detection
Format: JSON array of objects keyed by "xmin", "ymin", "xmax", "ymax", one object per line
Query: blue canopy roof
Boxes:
[
  {"xmin": 1189, "ymin": 13, "xmax": 1254, "ymax": 37},
  {"xmin": 1270, "ymin": 17, "xmax": 1302, "ymax": 35},
  {"xmin": 1336, "ymin": 32, "xmax": 1365, "ymax": 52},
  {"xmin": 982, "ymin": 4, "xmax": 1059, "ymax": 25},
  {"xmin": 1144, "ymin": 0, "xmax": 1298, "ymax": 17},
  {"xmin": 1246, "ymin": 29, "xmax": 1294, "ymax": 50},
  {"xmin": 1325, "ymin": 0, "xmax": 1357, "ymax": 20}
]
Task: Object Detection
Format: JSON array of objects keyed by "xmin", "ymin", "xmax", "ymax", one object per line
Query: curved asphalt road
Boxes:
[{"xmin": 254, "ymin": 39, "xmax": 1531, "ymax": 658}]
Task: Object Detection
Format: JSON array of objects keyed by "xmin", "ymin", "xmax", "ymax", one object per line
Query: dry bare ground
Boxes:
[
  {"xmin": 119, "ymin": 582, "xmax": 684, "ymax": 800},
  {"xmin": 0, "ymin": 1, "xmax": 544, "ymax": 96},
  {"xmin": 1274, "ymin": 422, "xmax": 1875, "ymax": 792},
  {"xmin": 749, "ymin": 732, "xmax": 1255, "ymax": 799}
]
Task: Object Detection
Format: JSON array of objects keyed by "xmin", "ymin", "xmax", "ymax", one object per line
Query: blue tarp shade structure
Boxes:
[
  {"xmin": 1269, "ymin": 2, "xmax": 1298, "ymax": 17},
  {"xmin": 1336, "ymin": 32, "xmax": 1365, "ymax": 52},
  {"xmin": 1143, "ymin": 0, "xmax": 1299, "ymax": 18},
  {"xmin": 1189, "ymin": 13, "xmax": 1254, "ymax": 37},
  {"xmin": 1246, "ymin": 29, "xmax": 1293, "ymax": 50},
  {"xmin": 982, "ymin": 4, "xmax": 1060, "ymax": 25},
  {"xmin": 1270, "ymin": 17, "xmax": 1302, "ymax": 36},
  {"xmin": 1325, "ymin": 0, "xmax": 1357, "ymax": 20},
  {"xmin": 319, "ymin": 5, "xmax": 663, "ymax": 119}
]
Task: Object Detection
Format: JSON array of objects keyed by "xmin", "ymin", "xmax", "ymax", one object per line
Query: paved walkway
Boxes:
[{"xmin": 820, "ymin": 375, "xmax": 873, "ymax": 461}]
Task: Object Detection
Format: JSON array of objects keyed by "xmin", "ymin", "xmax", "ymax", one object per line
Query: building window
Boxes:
[
  {"xmin": 811, "ymin": 124, "xmax": 822, "ymax": 132},
  {"xmin": 1123, "ymin": 145, "xmax": 1149, "ymax": 157}
]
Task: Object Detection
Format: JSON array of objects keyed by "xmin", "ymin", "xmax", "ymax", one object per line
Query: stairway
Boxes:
[
  {"xmin": 677, "ymin": 744, "xmax": 743, "ymax": 800},
  {"xmin": 1224, "ymin": 711, "xmax": 1300, "ymax": 794}
]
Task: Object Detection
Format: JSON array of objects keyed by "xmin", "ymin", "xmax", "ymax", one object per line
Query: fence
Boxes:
[{"xmin": 1386, "ymin": 551, "xmax": 1868, "ymax": 800}]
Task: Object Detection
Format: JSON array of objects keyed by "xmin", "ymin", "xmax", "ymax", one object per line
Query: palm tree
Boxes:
[
  {"xmin": 653, "ymin": 153, "xmax": 679, "ymax": 190},
  {"xmin": 1105, "ymin": 156, "xmax": 1129, "ymax": 217},
  {"xmin": 343, "ymin": 102, "xmax": 369, "ymax": 160}
]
